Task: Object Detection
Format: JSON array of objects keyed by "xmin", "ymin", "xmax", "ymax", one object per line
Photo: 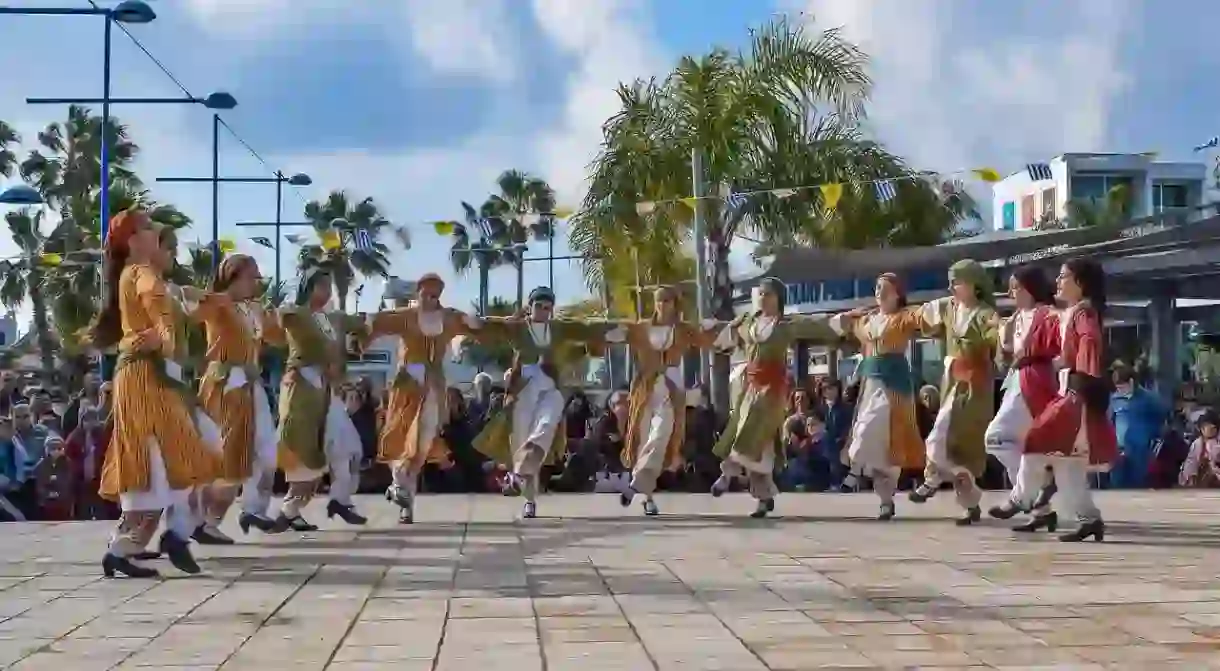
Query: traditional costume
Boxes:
[
  {"xmin": 710, "ymin": 277, "xmax": 838, "ymax": 518},
  {"xmin": 272, "ymin": 269, "xmax": 369, "ymax": 532},
  {"xmin": 472, "ymin": 286, "xmax": 603, "ymax": 518},
  {"xmin": 829, "ymin": 274, "xmax": 926, "ymax": 520},
  {"xmin": 986, "ymin": 301, "xmax": 1061, "ymax": 522},
  {"xmin": 193, "ymin": 255, "xmax": 284, "ymax": 538},
  {"xmin": 1016, "ymin": 292, "xmax": 1117, "ymax": 542},
  {"xmin": 367, "ymin": 273, "xmax": 478, "ymax": 524},
  {"xmin": 602, "ymin": 286, "xmax": 720, "ymax": 516},
  {"xmin": 98, "ymin": 211, "xmax": 222, "ymax": 578},
  {"xmin": 908, "ymin": 260, "xmax": 1000, "ymax": 525}
]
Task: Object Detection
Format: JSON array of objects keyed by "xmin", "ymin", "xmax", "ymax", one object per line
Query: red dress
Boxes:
[
  {"xmin": 1016, "ymin": 306, "xmax": 1061, "ymax": 419},
  {"xmin": 1024, "ymin": 302, "xmax": 1118, "ymax": 468}
]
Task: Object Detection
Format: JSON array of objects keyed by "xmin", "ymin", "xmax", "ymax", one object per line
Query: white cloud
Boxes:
[
  {"xmin": 397, "ymin": 0, "xmax": 520, "ymax": 84},
  {"xmin": 794, "ymin": 0, "xmax": 1133, "ymax": 174}
]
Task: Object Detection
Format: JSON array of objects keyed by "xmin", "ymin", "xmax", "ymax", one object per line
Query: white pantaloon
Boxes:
[
  {"xmin": 985, "ymin": 379, "xmax": 1033, "ymax": 486},
  {"xmin": 240, "ymin": 383, "xmax": 280, "ymax": 517},
  {"xmin": 846, "ymin": 379, "xmax": 902, "ymax": 504},
  {"xmin": 1015, "ymin": 454, "xmax": 1099, "ymax": 522},
  {"xmin": 510, "ymin": 372, "xmax": 564, "ymax": 502},
  {"xmin": 630, "ymin": 372, "xmax": 677, "ymax": 497}
]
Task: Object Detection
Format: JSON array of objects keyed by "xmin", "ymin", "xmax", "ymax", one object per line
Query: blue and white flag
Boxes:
[
  {"xmin": 1026, "ymin": 162, "xmax": 1053, "ymax": 181},
  {"xmin": 251, "ymin": 236, "xmax": 274, "ymax": 250},
  {"xmin": 1194, "ymin": 136, "xmax": 1219, "ymax": 152},
  {"xmin": 874, "ymin": 180, "xmax": 897, "ymax": 202},
  {"xmin": 725, "ymin": 190, "xmax": 748, "ymax": 210},
  {"xmin": 475, "ymin": 217, "xmax": 494, "ymax": 240},
  {"xmin": 354, "ymin": 228, "xmax": 373, "ymax": 253}
]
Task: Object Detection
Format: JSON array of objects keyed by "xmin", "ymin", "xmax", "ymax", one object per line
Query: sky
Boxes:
[{"xmin": 1, "ymin": 0, "xmax": 1218, "ymax": 326}]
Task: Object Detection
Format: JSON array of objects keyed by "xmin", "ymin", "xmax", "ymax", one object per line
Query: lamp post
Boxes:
[
  {"xmin": 0, "ymin": 1, "xmax": 157, "ymax": 246},
  {"xmin": 157, "ymin": 158, "xmax": 309, "ymax": 278}
]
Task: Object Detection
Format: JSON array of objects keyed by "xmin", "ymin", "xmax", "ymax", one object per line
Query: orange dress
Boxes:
[
  {"xmin": 99, "ymin": 264, "xmax": 222, "ymax": 500},
  {"xmin": 195, "ymin": 298, "xmax": 284, "ymax": 482}
]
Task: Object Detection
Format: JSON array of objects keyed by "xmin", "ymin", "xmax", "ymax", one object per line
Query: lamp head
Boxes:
[
  {"xmin": 287, "ymin": 173, "xmax": 312, "ymax": 187},
  {"xmin": 0, "ymin": 185, "xmax": 44, "ymax": 206},
  {"xmin": 112, "ymin": 0, "xmax": 156, "ymax": 24},
  {"xmin": 201, "ymin": 92, "xmax": 238, "ymax": 110}
]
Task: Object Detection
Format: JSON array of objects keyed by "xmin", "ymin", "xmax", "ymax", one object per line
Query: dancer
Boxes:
[
  {"xmin": 471, "ymin": 286, "xmax": 604, "ymax": 519},
  {"xmin": 92, "ymin": 209, "xmax": 223, "ymax": 578},
  {"xmin": 829, "ymin": 273, "xmax": 926, "ymax": 520},
  {"xmin": 601, "ymin": 286, "xmax": 720, "ymax": 516},
  {"xmin": 709, "ymin": 277, "xmax": 838, "ymax": 518},
  {"xmin": 985, "ymin": 266, "xmax": 1061, "ymax": 522},
  {"xmin": 906, "ymin": 260, "xmax": 999, "ymax": 525},
  {"xmin": 365, "ymin": 273, "xmax": 479, "ymax": 524},
  {"xmin": 1016, "ymin": 258, "xmax": 1117, "ymax": 542},
  {"xmin": 272, "ymin": 268, "xmax": 369, "ymax": 532},
  {"xmin": 193, "ymin": 254, "xmax": 284, "ymax": 537}
]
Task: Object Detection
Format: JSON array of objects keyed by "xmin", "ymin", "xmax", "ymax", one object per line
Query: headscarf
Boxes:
[
  {"xmin": 757, "ymin": 276, "xmax": 786, "ymax": 315},
  {"xmin": 877, "ymin": 272, "xmax": 907, "ymax": 308},
  {"xmin": 417, "ymin": 272, "xmax": 445, "ymax": 291},
  {"xmin": 528, "ymin": 286, "xmax": 555, "ymax": 304},
  {"xmin": 213, "ymin": 254, "xmax": 259, "ymax": 292},
  {"xmin": 104, "ymin": 209, "xmax": 148, "ymax": 255},
  {"xmin": 949, "ymin": 259, "xmax": 995, "ymax": 308}
]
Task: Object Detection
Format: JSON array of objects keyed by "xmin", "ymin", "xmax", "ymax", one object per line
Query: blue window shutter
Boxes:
[{"xmin": 1002, "ymin": 202, "xmax": 1016, "ymax": 230}]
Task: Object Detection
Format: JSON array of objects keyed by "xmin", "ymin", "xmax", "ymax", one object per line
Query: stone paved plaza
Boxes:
[{"xmin": 4, "ymin": 491, "xmax": 1220, "ymax": 670}]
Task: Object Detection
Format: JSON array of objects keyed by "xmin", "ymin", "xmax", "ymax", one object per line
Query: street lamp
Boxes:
[
  {"xmin": 0, "ymin": 0, "xmax": 157, "ymax": 247},
  {"xmin": 0, "ymin": 184, "xmax": 44, "ymax": 206},
  {"xmin": 232, "ymin": 173, "xmax": 317, "ymax": 286},
  {"xmin": 26, "ymin": 91, "xmax": 238, "ymax": 110}
]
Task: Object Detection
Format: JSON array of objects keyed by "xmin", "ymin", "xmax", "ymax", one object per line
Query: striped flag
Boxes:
[
  {"xmin": 475, "ymin": 217, "xmax": 494, "ymax": 239},
  {"xmin": 354, "ymin": 228, "xmax": 373, "ymax": 253},
  {"xmin": 251, "ymin": 236, "xmax": 274, "ymax": 250},
  {"xmin": 874, "ymin": 180, "xmax": 897, "ymax": 202},
  {"xmin": 1026, "ymin": 162, "xmax": 1053, "ymax": 181},
  {"xmin": 1194, "ymin": 136, "xmax": 1219, "ymax": 152},
  {"xmin": 725, "ymin": 190, "xmax": 748, "ymax": 210}
]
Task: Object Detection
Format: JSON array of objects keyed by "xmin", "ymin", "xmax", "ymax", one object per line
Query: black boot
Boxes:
[
  {"xmin": 102, "ymin": 553, "xmax": 160, "ymax": 579},
  {"xmin": 132, "ymin": 551, "xmax": 162, "ymax": 561},
  {"xmin": 619, "ymin": 486, "xmax": 636, "ymax": 507},
  {"xmin": 878, "ymin": 503, "xmax": 896, "ymax": 521},
  {"xmin": 192, "ymin": 524, "xmax": 235, "ymax": 546},
  {"xmin": 955, "ymin": 506, "xmax": 982, "ymax": 526},
  {"xmin": 326, "ymin": 500, "xmax": 367, "ymax": 525},
  {"xmin": 1012, "ymin": 511, "xmax": 1058, "ymax": 533},
  {"xmin": 270, "ymin": 514, "xmax": 318, "ymax": 533},
  {"xmin": 1059, "ymin": 519, "xmax": 1104, "ymax": 542},
  {"xmin": 749, "ymin": 498, "xmax": 773, "ymax": 519},
  {"xmin": 158, "ymin": 531, "xmax": 201, "ymax": 575},
  {"xmin": 988, "ymin": 501, "xmax": 1024, "ymax": 520},
  {"xmin": 238, "ymin": 512, "xmax": 275, "ymax": 534}
]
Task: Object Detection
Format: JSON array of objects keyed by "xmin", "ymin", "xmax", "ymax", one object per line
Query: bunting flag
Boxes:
[
  {"xmin": 819, "ymin": 183, "xmax": 843, "ymax": 211},
  {"xmin": 1194, "ymin": 136, "xmax": 1219, "ymax": 153},
  {"xmin": 1026, "ymin": 163, "xmax": 1053, "ymax": 181},
  {"xmin": 432, "ymin": 220, "xmax": 457, "ymax": 236},
  {"xmin": 874, "ymin": 180, "xmax": 897, "ymax": 202},
  {"xmin": 320, "ymin": 230, "xmax": 342, "ymax": 250},
  {"xmin": 725, "ymin": 190, "xmax": 748, "ymax": 210},
  {"xmin": 391, "ymin": 225, "xmax": 412, "ymax": 249},
  {"xmin": 972, "ymin": 167, "xmax": 1002, "ymax": 183},
  {"xmin": 679, "ymin": 197, "xmax": 699, "ymax": 210},
  {"xmin": 251, "ymin": 236, "xmax": 274, "ymax": 250},
  {"xmin": 635, "ymin": 202, "xmax": 656, "ymax": 216},
  {"xmin": 218, "ymin": 239, "xmax": 237, "ymax": 254},
  {"xmin": 771, "ymin": 188, "xmax": 797, "ymax": 199},
  {"xmin": 551, "ymin": 207, "xmax": 576, "ymax": 218},
  {"xmin": 38, "ymin": 253, "xmax": 62, "ymax": 266},
  {"xmin": 354, "ymin": 228, "xmax": 373, "ymax": 253},
  {"xmin": 284, "ymin": 233, "xmax": 307, "ymax": 245}
]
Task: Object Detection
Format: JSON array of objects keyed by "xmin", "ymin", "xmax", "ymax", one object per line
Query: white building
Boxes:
[
  {"xmin": 991, "ymin": 153, "xmax": 1207, "ymax": 231},
  {"xmin": 0, "ymin": 314, "xmax": 16, "ymax": 349}
]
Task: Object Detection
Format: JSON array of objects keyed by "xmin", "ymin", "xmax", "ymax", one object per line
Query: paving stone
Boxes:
[{"xmin": 1, "ymin": 491, "xmax": 1219, "ymax": 669}]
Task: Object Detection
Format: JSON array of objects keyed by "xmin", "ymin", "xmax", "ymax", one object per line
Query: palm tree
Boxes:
[
  {"xmin": 1064, "ymin": 183, "xmax": 1132, "ymax": 228},
  {"xmin": 571, "ymin": 18, "xmax": 973, "ymax": 413},
  {"xmin": 296, "ymin": 190, "xmax": 392, "ymax": 311},
  {"xmin": 0, "ymin": 209, "xmax": 57, "ymax": 382},
  {"xmin": 457, "ymin": 296, "xmax": 517, "ymax": 371},
  {"xmin": 448, "ymin": 170, "xmax": 557, "ymax": 311},
  {"xmin": 0, "ymin": 120, "xmax": 18, "ymax": 178}
]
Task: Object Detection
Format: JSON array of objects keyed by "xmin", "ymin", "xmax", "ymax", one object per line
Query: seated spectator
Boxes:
[
  {"xmin": 34, "ymin": 434, "xmax": 74, "ymax": 521},
  {"xmin": 591, "ymin": 391, "xmax": 628, "ymax": 474},
  {"xmin": 64, "ymin": 409, "xmax": 117, "ymax": 520},
  {"xmin": 0, "ymin": 417, "xmax": 24, "ymax": 521},
  {"xmin": 1180, "ymin": 410, "xmax": 1220, "ymax": 488}
]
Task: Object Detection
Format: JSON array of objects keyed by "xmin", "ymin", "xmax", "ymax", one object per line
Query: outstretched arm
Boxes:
[
  {"xmin": 690, "ymin": 319, "xmax": 732, "ymax": 350},
  {"xmin": 782, "ymin": 314, "xmax": 839, "ymax": 344}
]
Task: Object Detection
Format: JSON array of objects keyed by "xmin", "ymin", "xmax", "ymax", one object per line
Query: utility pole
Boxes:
[{"xmin": 691, "ymin": 149, "xmax": 710, "ymax": 392}]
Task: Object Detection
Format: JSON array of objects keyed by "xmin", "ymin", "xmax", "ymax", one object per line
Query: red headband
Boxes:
[{"xmin": 105, "ymin": 209, "xmax": 144, "ymax": 254}]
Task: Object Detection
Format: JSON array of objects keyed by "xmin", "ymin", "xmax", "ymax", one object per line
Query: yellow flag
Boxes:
[
  {"xmin": 38, "ymin": 253, "xmax": 62, "ymax": 266},
  {"xmin": 551, "ymin": 207, "xmax": 575, "ymax": 218},
  {"xmin": 679, "ymin": 197, "xmax": 699, "ymax": 210},
  {"xmin": 218, "ymin": 239, "xmax": 236, "ymax": 254},
  {"xmin": 635, "ymin": 202, "xmax": 656, "ymax": 216},
  {"xmin": 819, "ymin": 183, "xmax": 843, "ymax": 210},
  {"xmin": 320, "ymin": 230, "xmax": 342, "ymax": 250},
  {"xmin": 972, "ymin": 167, "xmax": 1002, "ymax": 183},
  {"xmin": 432, "ymin": 220, "xmax": 456, "ymax": 236}
]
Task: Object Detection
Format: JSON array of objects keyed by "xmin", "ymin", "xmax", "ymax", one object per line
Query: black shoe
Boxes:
[
  {"xmin": 908, "ymin": 483, "xmax": 936, "ymax": 504},
  {"xmin": 103, "ymin": 553, "xmax": 160, "ymax": 579},
  {"xmin": 522, "ymin": 501, "xmax": 537, "ymax": 519},
  {"xmin": 1059, "ymin": 519, "xmax": 1104, "ymax": 542},
  {"xmin": 988, "ymin": 501, "xmax": 1023, "ymax": 520},
  {"xmin": 749, "ymin": 499, "xmax": 773, "ymax": 519},
  {"xmin": 326, "ymin": 500, "xmax": 367, "ymax": 526},
  {"xmin": 1013, "ymin": 511, "xmax": 1058, "ymax": 533},
  {"xmin": 132, "ymin": 551, "xmax": 161, "ymax": 561},
  {"xmin": 192, "ymin": 524, "xmax": 235, "ymax": 546},
  {"xmin": 642, "ymin": 499, "xmax": 659, "ymax": 516},
  {"xmin": 710, "ymin": 477, "xmax": 729, "ymax": 498},
  {"xmin": 619, "ymin": 487, "xmax": 636, "ymax": 507},
  {"xmin": 955, "ymin": 506, "xmax": 982, "ymax": 526},
  {"xmin": 158, "ymin": 531, "xmax": 201, "ymax": 575},
  {"xmin": 878, "ymin": 503, "xmax": 896, "ymax": 521},
  {"xmin": 238, "ymin": 513, "xmax": 275, "ymax": 534},
  {"xmin": 765, "ymin": 498, "xmax": 776, "ymax": 512},
  {"xmin": 270, "ymin": 514, "xmax": 318, "ymax": 533}
]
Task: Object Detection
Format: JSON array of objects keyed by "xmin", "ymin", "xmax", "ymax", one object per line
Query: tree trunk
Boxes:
[
  {"xmin": 706, "ymin": 227, "xmax": 736, "ymax": 421},
  {"xmin": 515, "ymin": 262, "xmax": 524, "ymax": 309},
  {"xmin": 27, "ymin": 267, "xmax": 58, "ymax": 386},
  {"xmin": 477, "ymin": 262, "xmax": 490, "ymax": 315}
]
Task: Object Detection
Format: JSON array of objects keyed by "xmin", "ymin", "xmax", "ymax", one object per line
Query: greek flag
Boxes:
[
  {"xmin": 475, "ymin": 217, "xmax": 494, "ymax": 239},
  {"xmin": 251, "ymin": 236, "xmax": 274, "ymax": 250},
  {"xmin": 1026, "ymin": 162, "xmax": 1053, "ymax": 181},
  {"xmin": 354, "ymin": 228, "xmax": 373, "ymax": 253},
  {"xmin": 874, "ymin": 180, "xmax": 897, "ymax": 202},
  {"xmin": 1194, "ymin": 136, "xmax": 1219, "ymax": 152},
  {"xmin": 725, "ymin": 190, "xmax": 748, "ymax": 210}
]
